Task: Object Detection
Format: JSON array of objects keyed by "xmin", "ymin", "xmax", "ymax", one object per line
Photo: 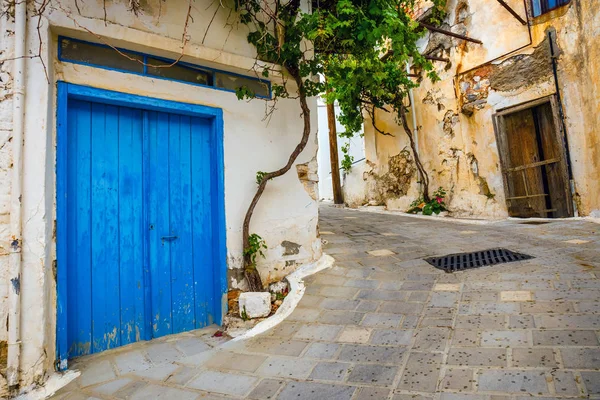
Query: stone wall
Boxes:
[
  {"xmin": 0, "ymin": 0, "xmax": 321, "ymax": 395},
  {"xmin": 360, "ymin": 0, "xmax": 600, "ymax": 218}
]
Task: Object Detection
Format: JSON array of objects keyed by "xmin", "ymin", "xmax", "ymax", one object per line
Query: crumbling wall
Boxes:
[
  {"xmin": 0, "ymin": 0, "xmax": 322, "ymax": 396},
  {"xmin": 0, "ymin": 7, "xmax": 14, "ymax": 397},
  {"xmin": 361, "ymin": 0, "xmax": 600, "ymax": 218}
]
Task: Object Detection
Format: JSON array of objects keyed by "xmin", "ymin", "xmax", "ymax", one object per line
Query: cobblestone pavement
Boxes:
[{"xmin": 52, "ymin": 205, "xmax": 600, "ymax": 399}]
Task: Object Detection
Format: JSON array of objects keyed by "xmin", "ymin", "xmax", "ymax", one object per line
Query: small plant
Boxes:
[
  {"xmin": 235, "ymin": 86, "xmax": 255, "ymax": 100},
  {"xmin": 274, "ymin": 292, "xmax": 286, "ymax": 301},
  {"xmin": 407, "ymin": 187, "xmax": 448, "ymax": 215},
  {"xmin": 241, "ymin": 305, "xmax": 249, "ymax": 321},
  {"xmin": 244, "ymin": 233, "xmax": 267, "ymax": 266},
  {"xmin": 255, "ymin": 171, "xmax": 267, "ymax": 185},
  {"xmin": 340, "ymin": 143, "xmax": 354, "ymax": 172}
]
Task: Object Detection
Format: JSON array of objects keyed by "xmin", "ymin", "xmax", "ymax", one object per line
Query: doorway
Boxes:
[
  {"xmin": 493, "ymin": 96, "xmax": 572, "ymax": 218},
  {"xmin": 56, "ymin": 83, "xmax": 227, "ymax": 364}
]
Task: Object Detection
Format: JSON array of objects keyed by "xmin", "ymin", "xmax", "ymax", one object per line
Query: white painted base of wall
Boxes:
[
  {"xmin": 14, "ymin": 371, "xmax": 80, "ymax": 400},
  {"xmin": 228, "ymin": 253, "xmax": 334, "ymax": 341},
  {"xmin": 350, "ymin": 204, "xmax": 600, "ymax": 226}
]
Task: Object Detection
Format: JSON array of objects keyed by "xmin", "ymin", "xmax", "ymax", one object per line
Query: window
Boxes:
[
  {"xmin": 531, "ymin": 0, "xmax": 570, "ymax": 17},
  {"xmin": 59, "ymin": 37, "xmax": 271, "ymax": 98}
]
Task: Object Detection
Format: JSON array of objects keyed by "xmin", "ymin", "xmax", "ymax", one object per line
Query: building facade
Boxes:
[
  {"xmin": 343, "ymin": 0, "xmax": 599, "ymax": 220},
  {"xmin": 0, "ymin": 0, "xmax": 320, "ymax": 395}
]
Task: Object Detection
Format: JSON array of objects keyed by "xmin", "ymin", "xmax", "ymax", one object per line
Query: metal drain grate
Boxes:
[{"xmin": 425, "ymin": 248, "xmax": 534, "ymax": 273}]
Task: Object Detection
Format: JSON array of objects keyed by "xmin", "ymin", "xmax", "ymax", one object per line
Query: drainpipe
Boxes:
[
  {"xmin": 8, "ymin": 0, "xmax": 27, "ymax": 389},
  {"xmin": 406, "ymin": 63, "xmax": 421, "ymax": 192}
]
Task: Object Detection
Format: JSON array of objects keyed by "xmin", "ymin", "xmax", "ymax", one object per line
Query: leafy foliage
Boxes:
[
  {"xmin": 255, "ymin": 171, "xmax": 268, "ymax": 185},
  {"xmin": 233, "ymin": 0, "xmax": 447, "ymax": 289},
  {"xmin": 408, "ymin": 187, "xmax": 448, "ymax": 215},
  {"xmin": 243, "ymin": 233, "xmax": 268, "ymax": 266},
  {"xmin": 340, "ymin": 142, "xmax": 354, "ymax": 172},
  {"xmin": 234, "ymin": 0, "xmax": 447, "ymax": 136}
]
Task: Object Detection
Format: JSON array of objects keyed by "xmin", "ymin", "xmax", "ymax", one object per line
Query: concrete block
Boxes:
[
  {"xmin": 256, "ymin": 356, "xmax": 317, "ymax": 379},
  {"xmin": 187, "ymin": 370, "xmax": 258, "ymax": 397},
  {"xmin": 370, "ymin": 329, "xmax": 413, "ymax": 346},
  {"xmin": 481, "ymin": 330, "xmax": 529, "ymax": 347},
  {"xmin": 551, "ymin": 370, "xmax": 580, "ymax": 396},
  {"xmin": 448, "ymin": 348, "xmax": 507, "ymax": 366},
  {"xmin": 239, "ymin": 292, "xmax": 272, "ymax": 319},
  {"xmin": 440, "ymin": 368, "xmax": 474, "ymax": 391},
  {"xmin": 360, "ymin": 312, "xmax": 403, "ymax": 328},
  {"xmin": 337, "ymin": 326, "xmax": 372, "ymax": 343},
  {"xmin": 560, "ymin": 348, "xmax": 600, "ymax": 369},
  {"xmin": 78, "ymin": 360, "xmax": 117, "ymax": 388},
  {"xmin": 355, "ymin": 387, "xmax": 391, "ymax": 400},
  {"xmin": 303, "ymin": 342, "xmax": 341, "ymax": 359},
  {"xmin": 512, "ymin": 348, "xmax": 557, "ymax": 367},
  {"xmin": 533, "ymin": 329, "xmax": 599, "ymax": 346},
  {"xmin": 277, "ymin": 382, "xmax": 356, "ymax": 400},
  {"xmin": 581, "ymin": 371, "xmax": 600, "ymax": 395},
  {"xmin": 337, "ymin": 344, "xmax": 406, "ymax": 364},
  {"xmin": 346, "ymin": 364, "xmax": 398, "ymax": 386},
  {"xmin": 397, "ymin": 352, "xmax": 442, "ymax": 392},
  {"xmin": 248, "ymin": 378, "xmax": 284, "ymax": 399},
  {"xmin": 500, "ymin": 290, "xmax": 533, "ymax": 301},
  {"xmin": 309, "ymin": 361, "xmax": 351, "ymax": 381},
  {"xmin": 477, "ymin": 370, "xmax": 549, "ymax": 393}
]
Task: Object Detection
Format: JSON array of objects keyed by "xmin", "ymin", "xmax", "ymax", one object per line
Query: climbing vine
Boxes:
[
  {"xmin": 30, "ymin": 0, "xmax": 448, "ymax": 291},
  {"xmin": 235, "ymin": 0, "xmax": 446, "ymax": 289}
]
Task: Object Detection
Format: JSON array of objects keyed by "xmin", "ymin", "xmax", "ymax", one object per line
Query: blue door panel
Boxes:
[
  {"xmin": 168, "ymin": 114, "xmax": 196, "ymax": 333},
  {"xmin": 117, "ymin": 106, "xmax": 145, "ymax": 346},
  {"xmin": 65, "ymin": 99, "xmax": 216, "ymax": 359},
  {"xmin": 147, "ymin": 111, "xmax": 172, "ymax": 338},
  {"xmin": 67, "ymin": 99, "xmax": 93, "ymax": 358},
  {"xmin": 190, "ymin": 117, "xmax": 215, "ymax": 326}
]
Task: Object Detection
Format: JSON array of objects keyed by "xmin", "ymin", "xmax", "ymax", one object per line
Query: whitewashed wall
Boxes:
[
  {"xmin": 316, "ymin": 99, "xmax": 365, "ymax": 201},
  {"xmin": 0, "ymin": 0, "xmax": 320, "ymax": 395}
]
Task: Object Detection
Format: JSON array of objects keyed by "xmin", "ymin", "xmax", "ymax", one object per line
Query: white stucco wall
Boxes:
[
  {"xmin": 0, "ymin": 0, "xmax": 15, "ymax": 360},
  {"xmin": 316, "ymin": 99, "xmax": 364, "ymax": 200},
  {"xmin": 0, "ymin": 0, "xmax": 320, "ymax": 395}
]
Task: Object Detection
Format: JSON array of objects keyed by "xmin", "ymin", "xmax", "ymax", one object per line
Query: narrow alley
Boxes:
[{"xmin": 51, "ymin": 205, "xmax": 600, "ymax": 399}]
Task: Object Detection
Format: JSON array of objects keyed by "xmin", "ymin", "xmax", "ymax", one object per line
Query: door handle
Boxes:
[{"xmin": 161, "ymin": 235, "xmax": 179, "ymax": 241}]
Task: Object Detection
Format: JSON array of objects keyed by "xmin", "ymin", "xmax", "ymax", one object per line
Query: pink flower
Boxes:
[{"xmin": 436, "ymin": 197, "xmax": 443, "ymax": 204}]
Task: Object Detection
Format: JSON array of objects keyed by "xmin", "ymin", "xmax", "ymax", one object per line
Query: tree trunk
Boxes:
[
  {"xmin": 243, "ymin": 68, "xmax": 312, "ymax": 291},
  {"xmin": 399, "ymin": 107, "xmax": 430, "ymax": 202},
  {"xmin": 327, "ymin": 100, "xmax": 343, "ymax": 204}
]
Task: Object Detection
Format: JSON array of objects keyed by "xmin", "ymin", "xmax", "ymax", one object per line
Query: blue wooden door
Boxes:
[{"xmin": 65, "ymin": 98, "xmax": 217, "ymax": 358}]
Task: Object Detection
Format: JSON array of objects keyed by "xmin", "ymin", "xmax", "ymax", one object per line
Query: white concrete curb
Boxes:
[
  {"xmin": 351, "ymin": 204, "xmax": 600, "ymax": 226},
  {"xmin": 15, "ymin": 371, "xmax": 79, "ymax": 400},
  {"xmin": 230, "ymin": 253, "xmax": 335, "ymax": 342}
]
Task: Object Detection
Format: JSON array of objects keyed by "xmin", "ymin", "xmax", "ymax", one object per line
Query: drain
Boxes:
[
  {"xmin": 520, "ymin": 221, "xmax": 552, "ymax": 225},
  {"xmin": 424, "ymin": 248, "xmax": 534, "ymax": 273}
]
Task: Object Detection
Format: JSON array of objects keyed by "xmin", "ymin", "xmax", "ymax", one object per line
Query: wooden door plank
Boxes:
[
  {"xmin": 504, "ymin": 108, "xmax": 548, "ymax": 217},
  {"xmin": 117, "ymin": 106, "xmax": 145, "ymax": 346},
  {"xmin": 68, "ymin": 100, "xmax": 94, "ymax": 357},
  {"xmin": 168, "ymin": 114, "xmax": 195, "ymax": 333},
  {"xmin": 549, "ymin": 97, "xmax": 574, "ymax": 216},
  {"xmin": 91, "ymin": 103, "xmax": 121, "ymax": 352},
  {"xmin": 191, "ymin": 117, "xmax": 215, "ymax": 328},
  {"xmin": 505, "ymin": 157, "xmax": 560, "ymax": 172},
  {"xmin": 148, "ymin": 111, "xmax": 173, "ymax": 338}
]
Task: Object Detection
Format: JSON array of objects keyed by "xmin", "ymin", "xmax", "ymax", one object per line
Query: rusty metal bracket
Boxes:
[
  {"xmin": 418, "ymin": 22, "xmax": 483, "ymax": 44},
  {"xmin": 495, "ymin": 0, "xmax": 528, "ymax": 25}
]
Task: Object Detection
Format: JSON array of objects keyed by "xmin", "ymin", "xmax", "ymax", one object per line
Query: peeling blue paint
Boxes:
[{"xmin": 56, "ymin": 83, "xmax": 227, "ymax": 363}]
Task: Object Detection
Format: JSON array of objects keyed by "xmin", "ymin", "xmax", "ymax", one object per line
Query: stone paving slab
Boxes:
[{"xmin": 51, "ymin": 205, "xmax": 600, "ymax": 399}]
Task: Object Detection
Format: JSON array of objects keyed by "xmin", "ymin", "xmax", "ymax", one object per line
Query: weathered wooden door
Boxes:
[
  {"xmin": 493, "ymin": 97, "xmax": 572, "ymax": 218},
  {"xmin": 64, "ymin": 98, "xmax": 218, "ymax": 358}
]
